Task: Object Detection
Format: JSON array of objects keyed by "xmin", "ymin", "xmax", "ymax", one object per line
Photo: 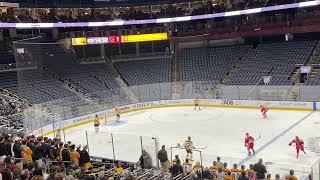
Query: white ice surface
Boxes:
[{"xmin": 54, "ymin": 107, "xmax": 320, "ymax": 179}]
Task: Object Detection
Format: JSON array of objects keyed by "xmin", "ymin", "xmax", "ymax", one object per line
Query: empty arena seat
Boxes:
[
  {"xmin": 0, "ymin": 70, "xmax": 76, "ymax": 104},
  {"xmin": 113, "ymin": 58, "xmax": 172, "ymax": 86},
  {"xmin": 44, "ymin": 61, "xmax": 122, "ymax": 100},
  {"xmin": 179, "ymin": 45, "xmax": 251, "ymax": 82},
  {"xmin": 228, "ymin": 41, "xmax": 316, "ymax": 85}
]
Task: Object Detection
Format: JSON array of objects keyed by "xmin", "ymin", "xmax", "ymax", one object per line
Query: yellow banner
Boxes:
[
  {"xmin": 71, "ymin": 37, "xmax": 87, "ymax": 46},
  {"xmin": 122, "ymin": 33, "xmax": 168, "ymax": 43}
]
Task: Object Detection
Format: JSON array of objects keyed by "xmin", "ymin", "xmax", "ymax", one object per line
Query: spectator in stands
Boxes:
[
  {"xmin": 253, "ymin": 158, "xmax": 267, "ymax": 180},
  {"xmin": 32, "ymin": 167, "xmax": 43, "ymax": 179},
  {"xmin": 285, "ymin": 170, "xmax": 298, "ymax": 180},
  {"xmin": 1, "ymin": 168, "xmax": 12, "ymax": 179},
  {"xmin": 70, "ymin": 144, "xmax": 80, "ymax": 165},
  {"xmin": 183, "ymin": 158, "xmax": 192, "ymax": 174},
  {"xmin": 202, "ymin": 167, "xmax": 213, "ymax": 179},
  {"xmin": 223, "ymin": 162, "xmax": 229, "ymax": 172},
  {"xmin": 0, "ymin": 136, "xmax": 8, "ymax": 156},
  {"xmin": 267, "ymin": 173, "xmax": 271, "ymax": 180},
  {"xmin": 172, "ymin": 155, "xmax": 180, "ymax": 165},
  {"xmin": 171, "ymin": 159, "xmax": 183, "ymax": 177},
  {"xmin": 12, "ymin": 167, "xmax": 22, "ymax": 179},
  {"xmin": 193, "ymin": 161, "xmax": 203, "ymax": 171},
  {"xmin": 247, "ymin": 164, "xmax": 256, "ymax": 179},
  {"xmin": 54, "ymin": 172, "xmax": 66, "ymax": 180},
  {"xmin": 139, "ymin": 149, "xmax": 153, "ymax": 169},
  {"xmin": 231, "ymin": 163, "xmax": 240, "ymax": 177},
  {"xmin": 210, "ymin": 161, "xmax": 218, "ymax": 172},
  {"xmin": 3, "ymin": 134, "xmax": 11, "ymax": 156},
  {"xmin": 216, "ymin": 167, "xmax": 224, "ymax": 180},
  {"xmin": 157, "ymin": 145, "xmax": 170, "ymax": 172},
  {"xmin": 22, "ymin": 139, "xmax": 33, "ymax": 162},
  {"xmin": 225, "ymin": 170, "xmax": 233, "ymax": 180},
  {"xmin": 42, "ymin": 138, "xmax": 50, "ymax": 167},
  {"xmin": 47, "ymin": 165, "xmax": 59, "ymax": 180},
  {"xmin": 240, "ymin": 164, "xmax": 246, "ymax": 173},
  {"xmin": 193, "ymin": 168, "xmax": 203, "ymax": 179},
  {"xmin": 6, "ymin": 136, "xmax": 12, "ymax": 156},
  {"xmin": 58, "ymin": 142, "xmax": 64, "ymax": 160},
  {"xmin": 49, "ymin": 144, "xmax": 59, "ymax": 160},
  {"xmin": 216, "ymin": 156, "xmax": 223, "ymax": 167},
  {"xmin": 13, "ymin": 137, "xmax": 22, "ymax": 158},
  {"xmin": 76, "ymin": 144, "xmax": 82, "ymax": 166},
  {"xmin": 238, "ymin": 171, "xmax": 249, "ymax": 180},
  {"xmin": 76, "ymin": 144, "xmax": 81, "ymax": 153},
  {"xmin": 193, "ymin": 161, "xmax": 204, "ymax": 178},
  {"xmin": 80, "ymin": 145, "xmax": 91, "ymax": 170},
  {"xmin": 27, "ymin": 136, "xmax": 36, "ymax": 151},
  {"xmin": 33, "ymin": 140, "xmax": 43, "ymax": 168},
  {"xmin": 96, "ymin": 171, "xmax": 106, "ymax": 180},
  {"xmin": 4, "ymin": 156, "xmax": 15, "ymax": 171},
  {"xmin": 275, "ymin": 174, "xmax": 281, "ymax": 180},
  {"xmin": 61, "ymin": 144, "xmax": 71, "ymax": 167},
  {"xmin": 15, "ymin": 159, "xmax": 23, "ymax": 171},
  {"xmin": 20, "ymin": 171, "xmax": 30, "ymax": 180},
  {"xmin": 116, "ymin": 162, "xmax": 124, "ymax": 174}
]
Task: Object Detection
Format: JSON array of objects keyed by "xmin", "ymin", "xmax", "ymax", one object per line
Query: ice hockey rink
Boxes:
[{"xmin": 57, "ymin": 106, "xmax": 320, "ymax": 178}]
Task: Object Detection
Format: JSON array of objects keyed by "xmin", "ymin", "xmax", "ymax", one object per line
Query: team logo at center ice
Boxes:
[{"xmin": 307, "ymin": 137, "xmax": 320, "ymax": 154}]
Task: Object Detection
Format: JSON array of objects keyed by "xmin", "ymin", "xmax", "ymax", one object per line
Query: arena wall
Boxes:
[{"xmin": 31, "ymin": 99, "xmax": 316, "ymax": 136}]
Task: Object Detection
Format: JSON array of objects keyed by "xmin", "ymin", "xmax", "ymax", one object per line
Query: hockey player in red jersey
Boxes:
[
  {"xmin": 260, "ymin": 105, "xmax": 269, "ymax": 119},
  {"xmin": 244, "ymin": 133, "xmax": 255, "ymax": 155},
  {"xmin": 289, "ymin": 136, "xmax": 306, "ymax": 158}
]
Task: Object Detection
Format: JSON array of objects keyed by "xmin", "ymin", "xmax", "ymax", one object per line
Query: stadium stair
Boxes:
[
  {"xmin": 43, "ymin": 68, "xmax": 95, "ymax": 103},
  {"xmin": 306, "ymin": 41, "xmax": 320, "ymax": 80},
  {"xmin": 171, "ymin": 49, "xmax": 180, "ymax": 83},
  {"xmin": 228, "ymin": 41, "xmax": 316, "ymax": 85},
  {"xmin": 108, "ymin": 63, "xmax": 139, "ymax": 103},
  {"xmin": 172, "ymin": 49, "xmax": 181, "ymax": 99},
  {"xmin": 108, "ymin": 63, "xmax": 129, "ymax": 86},
  {"xmin": 287, "ymin": 41, "xmax": 320, "ymax": 100},
  {"xmin": 290, "ymin": 40, "xmax": 320, "ymax": 83},
  {"xmin": 221, "ymin": 47, "xmax": 253, "ymax": 84}
]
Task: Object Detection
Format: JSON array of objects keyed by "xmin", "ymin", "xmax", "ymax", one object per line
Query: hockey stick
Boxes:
[
  {"xmin": 194, "ymin": 146, "xmax": 208, "ymax": 150},
  {"xmin": 176, "ymin": 143, "xmax": 207, "ymax": 150},
  {"xmin": 255, "ymin": 134, "xmax": 262, "ymax": 141}
]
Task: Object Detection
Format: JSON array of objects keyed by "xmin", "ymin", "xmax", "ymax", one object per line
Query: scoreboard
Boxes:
[{"xmin": 71, "ymin": 32, "xmax": 168, "ymax": 46}]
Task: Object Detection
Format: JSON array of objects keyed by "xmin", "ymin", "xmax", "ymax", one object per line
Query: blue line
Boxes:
[{"xmin": 238, "ymin": 112, "xmax": 314, "ymax": 166}]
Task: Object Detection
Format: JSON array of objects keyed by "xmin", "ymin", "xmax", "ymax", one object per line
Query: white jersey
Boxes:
[
  {"xmin": 184, "ymin": 140, "xmax": 194, "ymax": 150},
  {"xmin": 183, "ymin": 163, "xmax": 192, "ymax": 173}
]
